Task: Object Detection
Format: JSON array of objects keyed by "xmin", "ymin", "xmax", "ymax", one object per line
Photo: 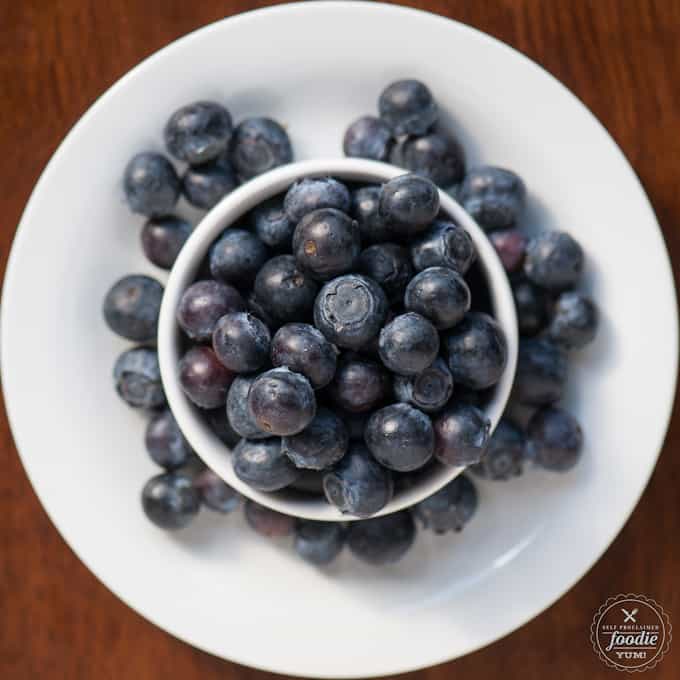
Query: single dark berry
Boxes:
[
  {"xmin": 250, "ymin": 196, "xmax": 294, "ymax": 249},
  {"xmin": 284, "ymin": 177, "xmax": 351, "ymax": 223},
  {"xmin": 524, "ymin": 231, "xmax": 584, "ymax": 290},
  {"xmin": 433, "ymin": 403, "xmax": 490, "ymax": 466},
  {"xmin": 514, "ymin": 338, "xmax": 567, "ymax": 406},
  {"xmin": 527, "ymin": 407, "xmax": 583, "ymax": 472},
  {"xmin": 379, "ymin": 174, "xmax": 440, "ymax": 236},
  {"xmin": 209, "ymin": 228, "xmax": 269, "ymax": 288},
  {"xmin": 343, "ymin": 115, "xmax": 394, "ymax": 161},
  {"xmin": 282, "ymin": 408, "xmax": 349, "ymax": 470},
  {"xmin": 404, "ymin": 266, "xmax": 470, "ymax": 329},
  {"xmin": 357, "ymin": 243, "xmax": 413, "ymax": 303},
  {"xmin": 212, "ymin": 312, "xmax": 271, "ymax": 373},
  {"xmin": 470, "ymin": 418, "xmax": 525, "ymax": 480},
  {"xmin": 141, "ymin": 216, "xmax": 192, "ymax": 269},
  {"xmin": 244, "ymin": 499, "xmax": 295, "ymax": 537},
  {"xmin": 103, "ymin": 274, "xmax": 163, "ymax": 342},
  {"xmin": 547, "ymin": 291, "xmax": 598, "ymax": 349},
  {"xmin": 413, "ymin": 474, "xmax": 477, "ymax": 533},
  {"xmin": 410, "ymin": 219, "xmax": 476, "ymax": 274},
  {"xmin": 114, "ymin": 347, "xmax": 165, "ymax": 409},
  {"xmin": 394, "ymin": 130, "xmax": 465, "ymax": 187},
  {"xmin": 233, "ymin": 438, "xmax": 299, "ymax": 492},
  {"xmin": 145, "ymin": 408, "xmax": 192, "ymax": 470},
  {"xmin": 378, "ymin": 79, "xmax": 438, "ymax": 136},
  {"xmin": 393, "ymin": 357, "xmax": 453, "ymax": 412},
  {"xmin": 329, "ymin": 355, "xmax": 391, "ymax": 413},
  {"xmin": 348, "ymin": 511, "xmax": 416, "ymax": 565},
  {"xmin": 294, "ymin": 520, "xmax": 346, "ymax": 565},
  {"xmin": 512, "ymin": 278, "xmax": 552, "ymax": 336},
  {"xmin": 142, "ymin": 472, "xmax": 201, "ymax": 530},
  {"xmin": 123, "ymin": 152, "xmax": 180, "ymax": 217},
  {"xmin": 229, "ymin": 117, "xmax": 293, "ymax": 180},
  {"xmin": 178, "ymin": 346, "xmax": 234, "ymax": 409},
  {"xmin": 489, "ymin": 228, "xmax": 528, "ymax": 273},
  {"xmin": 226, "ymin": 375, "xmax": 269, "ymax": 440},
  {"xmin": 181, "ymin": 155, "xmax": 237, "ymax": 210},
  {"xmin": 194, "ymin": 469, "xmax": 241, "ymax": 513},
  {"xmin": 379, "ymin": 312, "xmax": 440, "ymax": 376},
  {"xmin": 350, "ymin": 185, "xmax": 392, "ymax": 243}
]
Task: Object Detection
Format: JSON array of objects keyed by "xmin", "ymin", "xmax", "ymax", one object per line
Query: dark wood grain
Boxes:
[{"xmin": 1, "ymin": 1, "xmax": 679, "ymax": 678}]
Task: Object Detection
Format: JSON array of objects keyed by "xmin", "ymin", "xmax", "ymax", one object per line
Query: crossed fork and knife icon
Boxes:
[{"xmin": 621, "ymin": 607, "xmax": 638, "ymax": 623}]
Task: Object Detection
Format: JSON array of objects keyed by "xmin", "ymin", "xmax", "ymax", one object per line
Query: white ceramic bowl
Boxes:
[{"xmin": 158, "ymin": 158, "xmax": 519, "ymax": 520}]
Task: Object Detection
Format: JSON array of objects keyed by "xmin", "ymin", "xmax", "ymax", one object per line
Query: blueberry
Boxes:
[
  {"xmin": 176, "ymin": 280, "xmax": 245, "ymax": 342},
  {"xmin": 350, "ymin": 185, "xmax": 392, "ymax": 243},
  {"xmin": 284, "ymin": 177, "xmax": 351, "ymax": 223},
  {"xmin": 410, "ymin": 219, "xmax": 476, "ymax": 274},
  {"xmin": 233, "ymin": 438, "xmax": 299, "ymax": 491},
  {"xmin": 547, "ymin": 291, "xmax": 598, "ymax": 349},
  {"xmin": 329, "ymin": 355, "xmax": 391, "ymax": 413},
  {"xmin": 294, "ymin": 520, "xmax": 346, "ymax": 565},
  {"xmin": 365, "ymin": 403, "xmax": 434, "ymax": 472},
  {"xmin": 357, "ymin": 243, "xmax": 413, "ymax": 303},
  {"xmin": 524, "ymin": 231, "xmax": 584, "ymax": 290},
  {"xmin": 470, "ymin": 418, "xmax": 525, "ymax": 480},
  {"xmin": 378, "ymin": 79, "xmax": 437, "ymax": 136},
  {"xmin": 282, "ymin": 408, "xmax": 348, "ymax": 470},
  {"xmin": 103, "ymin": 274, "xmax": 163, "ymax": 342},
  {"xmin": 343, "ymin": 115, "xmax": 393, "ymax": 161},
  {"xmin": 404, "ymin": 266, "xmax": 470, "ymax": 329},
  {"xmin": 182, "ymin": 155, "xmax": 237, "ymax": 210},
  {"xmin": 393, "ymin": 357, "xmax": 453, "ymax": 412},
  {"xmin": 164, "ymin": 101, "xmax": 232, "ymax": 164},
  {"xmin": 527, "ymin": 407, "xmax": 583, "ymax": 472},
  {"xmin": 179, "ymin": 346, "xmax": 234, "ymax": 409},
  {"xmin": 323, "ymin": 443, "xmax": 394, "ymax": 517},
  {"xmin": 393, "ymin": 130, "xmax": 465, "ymax": 187},
  {"xmin": 140, "ymin": 216, "xmax": 192, "ymax": 270},
  {"xmin": 446, "ymin": 312, "xmax": 507, "ymax": 389},
  {"xmin": 251, "ymin": 196, "xmax": 294, "ymax": 249},
  {"xmin": 114, "ymin": 347, "xmax": 165, "ymax": 409},
  {"xmin": 458, "ymin": 166, "xmax": 526, "ymax": 231},
  {"xmin": 512, "ymin": 279, "xmax": 551, "ymax": 336},
  {"xmin": 489, "ymin": 228, "xmax": 527, "ymax": 273},
  {"xmin": 142, "ymin": 472, "xmax": 201, "ymax": 530},
  {"xmin": 292, "ymin": 208, "xmax": 360, "ymax": 281},
  {"xmin": 229, "ymin": 117, "xmax": 292, "ymax": 180},
  {"xmin": 348, "ymin": 511, "xmax": 415, "ymax": 565},
  {"xmin": 514, "ymin": 338, "xmax": 567, "ymax": 406},
  {"xmin": 244, "ymin": 499, "xmax": 295, "ymax": 537},
  {"xmin": 270, "ymin": 322, "xmax": 337, "ymax": 389},
  {"xmin": 433, "ymin": 403, "xmax": 490, "ymax": 466},
  {"xmin": 145, "ymin": 408, "xmax": 192, "ymax": 470},
  {"xmin": 314, "ymin": 274, "xmax": 388, "ymax": 350},
  {"xmin": 379, "ymin": 174, "xmax": 439, "ymax": 236},
  {"xmin": 290, "ymin": 469, "xmax": 325, "ymax": 495},
  {"xmin": 379, "ymin": 312, "xmax": 440, "ymax": 376},
  {"xmin": 206, "ymin": 406, "xmax": 241, "ymax": 447},
  {"xmin": 208, "ymin": 228, "xmax": 269, "ymax": 288},
  {"xmin": 412, "ymin": 474, "xmax": 477, "ymax": 533},
  {"xmin": 253, "ymin": 255, "xmax": 318, "ymax": 325},
  {"xmin": 248, "ymin": 367, "xmax": 316, "ymax": 436},
  {"xmin": 226, "ymin": 375, "xmax": 269, "ymax": 440},
  {"xmin": 123, "ymin": 152, "xmax": 180, "ymax": 217},
  {"xmin": 194, "ymin": 468, "xmax": 241, "ymax": 513},
  {"xmin": 212, "ymin": 312, "xmax": 271, "ymax": 373}
]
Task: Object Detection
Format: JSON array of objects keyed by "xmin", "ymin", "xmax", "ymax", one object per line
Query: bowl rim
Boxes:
[{"xmin": 158, "ymin": 157, "xmax": 518, "ymax": 520}]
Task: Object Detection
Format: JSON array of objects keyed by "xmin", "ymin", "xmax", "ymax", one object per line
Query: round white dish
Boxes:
[{"xmin": 2, "ymin": 2, "xmax": 677, "ymax": 677}]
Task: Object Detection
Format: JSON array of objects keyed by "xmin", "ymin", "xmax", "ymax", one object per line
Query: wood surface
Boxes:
[{"xmin": 1, "ymin": 1, "xmax": 679, "ymax": 678}]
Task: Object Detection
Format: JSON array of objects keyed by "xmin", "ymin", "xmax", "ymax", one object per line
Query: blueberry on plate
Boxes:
[
  {"xmin": 314, "ymin": 274, "xmax": 388, "ymax": 350},
  {"xmin": 514, "ymin": 338, "xmax": 567, "ymax": 406},
  {"xmin": 270, "ymin": 322, "xmax": 337, "ymax": 389},
  {"xmin": 253, "ymin": 255, "xmax": 318, "ymax": 326},
  {"xmin": 410, "ymin": 219, "xmax": 476, "ymax": 274},
  {"xmin": 284, "ymin": 177, "xmax": 351, "ymax": 223},
  {"xmin": 141, "ymin": 216, "xmax": 192, "ymax": 270},
  {"xmin": 323, "ymin": 443, "xmax": 394, "ymax": 517},
  {"xmin": 378, "ymin": 79, "xmax": 438, "ymax": 137},
  {"xmin": 470, "ymin": 418, "xmax": 526, "ymax": 480},
  {"xmin": 329, "ymin": 355, "xmax": 391, "ymax": 413},
  {"xmin": 181, "ymin": 154, "xmax": 238, "ymax": 210},
  {"xmin": 412, "ymin": 474, "xmax": 477, "ymax": 533},
  {"xmin": 343, "ymin": 115, "xmax": 394, "ymax": 161},
  {"xmin": 226, "ymin": 375, "xmax": 269, "ymax": 440},
  {"xmin": 365, "ymin": 403, "xmax": 434, "ymax": 472},
  {"xmin": 488, "ymin": 228, "xmax": 528, "ymax": 273},
  {"xmin": 379, "ymin": 312, "xmax": 440, "ymax": 376},
  {"xmin": 292, "ymin": 208, "xmax": 360, "ymax": 281},
  {"xmin": 445, "ymin": 312, "xmax": 507, "ymax": 389},
  {"xmin": 393, "ymin": 130, "xmax": 466, "ymax": 187},
  {"xmin": 212, "ymin": 312, "xmax": 271, "ymax": 373},
  {"xmin": 248, "ymin": 367, "xmax": 316, "ymax": 436},
  {"xmin": 250, "ymin": 196, "xmax": 295, "ymax": 249},
  {"xmin": 194, "ymin": 468, "xmax": 241, "ymax": 513},
  {"xmin": 176, "ymin": 280, "xmax": 245, "ymax": 342},
  {"xmin": 458, "ymin": 166, "xmax": 526, "ymax": 231},
  {"xmin": 205, "ymin": 406, "xmax": 241, "ymax": 447},
  {"xmin": 350, "ymin": 185, "xmax": 392, "ymax": 244},
  {"xmin": 282, "ymin": 408, "xmax": 349, "ymax": 470},
  {"xmin": 114, "ymin": 347, "xmax": 165, "ymax": 409},
  {"xmin": 209, "ymin": 228, "xmax": 269, "ymax": 288},
  {"xmin": 404, "ymin": 266, "xmax": 470, "ymax": 330},
  {"xmin": 527, "ymin": 406, "xmax": 583, "ymax": 472},
  {"xmin": 244, "ymin": 499, "xmax": 295, "ymax": 537},
  {"xmin": 357, "ymin": 243, "xmax": 413, "ymax": 303},
  {"xmin": 145, "ymin": 408, "xmax": 192, "ymax": 470},
  {"xmin": 294, "ymin": 520, "xmax": 346, "ymax": 566},
  {"xmin": 233, "ymin": 438, "xmax": 300, "ymax": 492},
  {"xmin": 123, "ymin": 152, "xmax": 180, "ymax": 217},
  {"xmin": 178, "ymin": 346, "xmax": 234, "ymax": 409},
  {"xmin": 393, "ymin": 357, "xmax": 453, "ymax": 413},
  {"xmin": 142, "ymin": 471, "xmax": 201, "ymax": 530},
  {"xmin": 512, "ymin": 278, "xmax": 552, "ymax": 337},
  {"xmin": 103, "ymin": 274, "xmax": 163, "ymax": 342},
  {"xmin": 348, "ymin": 510, "xmax": 416, "ymax": 565},
  {"xmin": 379, "ymin": 174, "xmax": 440, "ymax": 236},
  {"xmin": 229, "ymin": 117, "xmax": 293, "ymax": 181},
  {"xmin": 164, "ymin": 101, "xmax": 232, "ymax": 165},
  {"xmin": 524, "ymin": 231, "xmax": 584, "ymax": 291},
  {"xmin": 433, "ymin": 403, "xmax": 490, "ymax": 466},
  {"xmin": 547, "ymin": 291, "xmax": 599, "ymax": 349}
]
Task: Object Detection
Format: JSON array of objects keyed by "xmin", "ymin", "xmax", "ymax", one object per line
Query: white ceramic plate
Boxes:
[{"xmin": 2, "ymin": 3, "xmax": 677, "ymax": 677}]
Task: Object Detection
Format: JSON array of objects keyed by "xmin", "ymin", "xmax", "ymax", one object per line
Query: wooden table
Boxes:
[{"xmin": 1, "ymin": 1, "xmax": 678, "ymax": 678}]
